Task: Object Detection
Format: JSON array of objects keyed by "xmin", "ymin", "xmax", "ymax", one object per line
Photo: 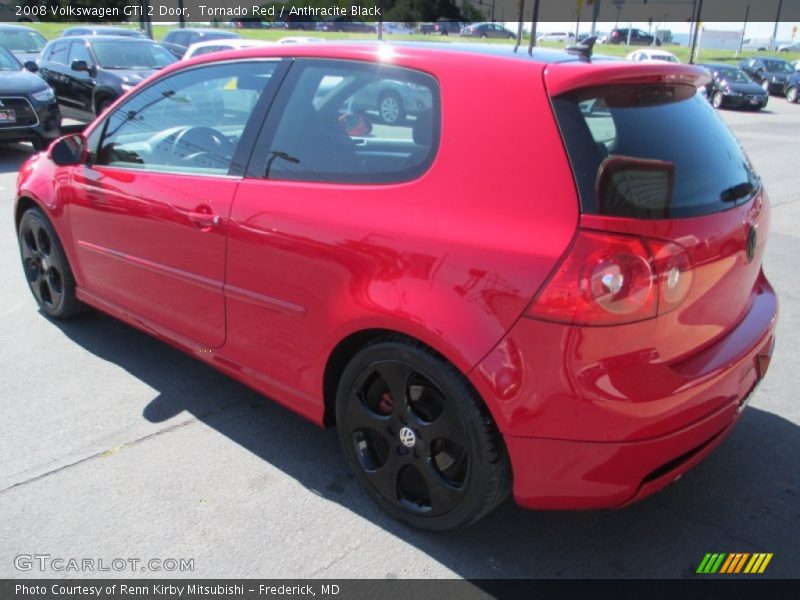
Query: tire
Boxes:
[
  {"xmin": 335, "ymin": 339, "xmax": 511, "ymax": 531},
  {"xmin": 479, "ymin": 34, "xmax": 487, "ymax": 39},
  {"xmin": 96, "ymin": 96, "xmax": 115, "ymax": 116},
  {"xmin": 507, "ymin": 34, "xmax": 515, "ymax": 40},
  {"xmin": 787, "ymin": 87, "xmax": 799, "ymax": 103},
  {"xmin": 18, "ymin": 207, "xmax": 85, "ymax": 319},
  {"xmin": 377, "ymin": 91, "xmax": 405, "ymax": 125},
  {"xmin": 712, "ymin": 91, "xmax": 724, "ymax": 109}
]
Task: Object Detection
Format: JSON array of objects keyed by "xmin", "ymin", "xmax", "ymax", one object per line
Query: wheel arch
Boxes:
[{"xmin": 321, "ymin": 327, "xmax": 494, "ymax": 429}]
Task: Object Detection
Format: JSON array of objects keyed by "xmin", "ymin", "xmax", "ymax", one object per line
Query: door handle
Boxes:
[{"xmin": 188, "ymin": 212, "xmax": 222, "ymax": 229}]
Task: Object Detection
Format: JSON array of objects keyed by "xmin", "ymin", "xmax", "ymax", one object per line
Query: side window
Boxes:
[
  {"xmin": 193, "ymin": 45, "xmax": 223, "ymax": 57},
  {"xmin": 255, "ymin": 60, "xmax": 440, "ymax": 184},
  {"xmin": 48, "ymin": 42, "xmax": 69, "ymax": 66},
  {"xmin": 68, "ymin": 42, "xmax": 93, "ymax": 67},
  {"xmin": 96, "ymin": 61, "xmax": 278, "ymax": 175}
]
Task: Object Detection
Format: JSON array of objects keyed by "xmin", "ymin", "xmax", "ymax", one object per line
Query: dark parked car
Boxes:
[
  {"xmin": 460, "ymin": 23, "xmax": 515, "ymax": 39},
  {"xmin": 699, "ymin": 63, "xmax": 768, "ymax": 110},
  {"xmin": 0, "ymin": 23, "xmax": 47, "ymax": 64},
  {"xmin": 38, "ymin": 36, "xmax": 176, "ymax": 121},
  {"xmin": 161, "ymin": 28, "xmax": 241, "ymax": 59},
  {"xmin": 605, "ymin": 27, "xmax": 662, "ymax": 46},
  {"xmin": 14, "ymin": 43, "xmax": 776, "ymax": 531},
  {"xmin": 61, "ymin": 26, "xmax": 147, "ymax": 39},
  {"xmin": 739, "ymin": 57, "xmax": 795, "ymax": 94},
  {"xmin": 0, "ymin": 45, "xmax": 60, "ymax": 149},
  {"xmin": 418, "ymin": 21, "xmax": 463, "ymax": 35},
  {"xmin": 783, "ymin": 73, "xmax": 800, "ymax": 103},
  {"xmin": 316, "ymin": 18, "xmax": 375, "ymax": 33}
]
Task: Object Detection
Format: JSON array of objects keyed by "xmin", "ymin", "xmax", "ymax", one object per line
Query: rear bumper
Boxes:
[{"xmin": 471, "ymin": 274, "xmax": 777, "ymax": 510}]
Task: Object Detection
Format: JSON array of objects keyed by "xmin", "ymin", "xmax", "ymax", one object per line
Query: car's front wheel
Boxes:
[
  {"xmin": 18, "ymin": 207, "xmax": 84, "ymax": 319},
  {"xmin": 377, "ymin": 91, "xmax": 405, "ymax": 124},
  {"xmin": 335, "ymin": 339, "xmax": 511, "ymax": 531},
  {"xmin": 787, "ymin": 86, "xmax": 799, "ymax": 103}
]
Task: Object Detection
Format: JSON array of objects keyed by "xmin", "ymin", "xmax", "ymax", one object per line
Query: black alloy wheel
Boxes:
[
  {"xmin": 18, "ymin": 208, "xmax": 84, "ymax": 319},
  {"xmin": 336, "ymin": 340, "xmax": 510, "ymax": 530}
]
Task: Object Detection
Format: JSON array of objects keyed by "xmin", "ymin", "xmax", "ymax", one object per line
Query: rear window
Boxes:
[{"xmin": 552, "ymin": 84, "xmax": 760, "ymax": 219}]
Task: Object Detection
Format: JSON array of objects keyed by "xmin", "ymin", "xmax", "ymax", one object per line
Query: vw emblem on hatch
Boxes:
[
  {"xmin": 398, "ymin": 427, "xmax": 416, "ymax": 448},
  {"xmin": 746, "ymin": 226, "xmax": 757, "ymax": 263}
]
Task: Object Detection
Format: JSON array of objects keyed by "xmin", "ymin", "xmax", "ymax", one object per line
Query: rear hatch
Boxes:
[{"xmin": 544, "ymin": 61, "xmax": 769, "ymax": 364}]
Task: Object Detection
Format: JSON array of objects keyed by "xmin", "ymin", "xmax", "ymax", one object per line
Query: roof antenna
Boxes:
[{"xmin": 566, "ymin": 35, "xmax": 597, "ymax": 59}]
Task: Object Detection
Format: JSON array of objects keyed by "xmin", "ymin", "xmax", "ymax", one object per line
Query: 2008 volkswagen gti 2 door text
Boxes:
[{"xmin": 15, "ymin": 41, "xmax": 778, "ymax": 531}]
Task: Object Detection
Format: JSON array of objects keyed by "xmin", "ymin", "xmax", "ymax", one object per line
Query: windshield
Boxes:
[
  {"xmin": 718, "ymin": 68, "xmax": 751, "ymax": 83},
  {"xmin": 763, "ymin": 60, "xmax": 793, "ymax": 73},
  {"xmin": 0, "ymin": 47, "xmax": 21, "ymax": 71},
  {"xmin": 0, "ymin": 29, "xmax": 46, "ymax": 53},
  {"xmin": 553, "ymin": 84, "xmax": 760, "ymax": 219},
  {"xmin": 92, "ymin": 42, "xmax": 176, "ymax": 70}
]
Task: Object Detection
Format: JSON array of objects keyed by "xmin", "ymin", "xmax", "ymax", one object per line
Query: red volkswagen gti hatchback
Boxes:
[{"xmin": 15, "ymin": 42, "xmax": 777, "ymax": 530}]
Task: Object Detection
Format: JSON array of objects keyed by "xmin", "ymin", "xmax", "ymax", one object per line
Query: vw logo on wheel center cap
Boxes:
[{"xmin": 398, "ymin": 426, "xmax": 416, "ymax": 448}]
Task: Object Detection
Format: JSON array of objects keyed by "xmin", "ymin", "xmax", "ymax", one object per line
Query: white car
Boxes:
[
  {"xmin": 537, "ymin": 32, "xmax": 575, "ymax": 43},
  {"xmin": 381, "ymin": 22, "xmax": 414, "ymax": 35},
  {"xmin": 778, "ymin": 41, "xmax": 800, "ymax": 52},
  {"xmin": 626, "ymin": 49, "xmax": 680, "ymax": 63},
  {"xmin": 276, "ymin": 37, "xmax": 325, "ymax": 45},
  {"xmin": 182, "ymin": 38, "xmax": 274, "ymax": 60}
]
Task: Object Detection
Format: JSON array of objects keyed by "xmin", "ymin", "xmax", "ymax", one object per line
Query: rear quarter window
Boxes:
[
  {"xmin": 250, "ymin": 59, "xmax": 441, "ymax": 184},
  {"xmin": 552, "ymin": 84, "xmax": 760, "ymax": 219}
]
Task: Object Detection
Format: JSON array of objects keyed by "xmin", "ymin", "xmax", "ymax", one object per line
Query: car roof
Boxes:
[
  {"xmin": 59, "ymin": 35, "xmax": 156, "ymax": 44},
  {"xmin": 0, "ymin": 23, "xmax": 39, "ymax": 31},
  {"xmin": 174, "ymin": 28, "xmax": 239, "ymax": 34},
  {"xmin": 700, "ymin": 63, "xmax": 740, "ymax": 69}
]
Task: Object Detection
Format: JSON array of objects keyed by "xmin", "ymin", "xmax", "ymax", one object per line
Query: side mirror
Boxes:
[
  {"xmin": 49, "ymin": 134, "xmax": 88, "ymax": 166},
  {"xmin": 596, "ymin": 155, "xmax": 675, "ymax": 218},
  {"xmin": 23, "ymin": 60, "xmax": 38, "ymax": 73},
  {"xmin": 71, "ymin": 60, "xmax": 89, "ymax": 72}
]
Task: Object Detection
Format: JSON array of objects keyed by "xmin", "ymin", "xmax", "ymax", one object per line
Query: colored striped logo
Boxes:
[{"xmin": 696, "ymin": 553, "xmax": 773, "ymax": 574}]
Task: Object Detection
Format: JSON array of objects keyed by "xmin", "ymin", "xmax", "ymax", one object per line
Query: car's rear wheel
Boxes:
[
  {"xmin": 335, "ymin": 339, "xmax": 511, "ymax": 530},
  {"xmin": 378, "ymin": 91, "xmax": 404, "ymax": 124},
  {"xmin": 18, "ymin": 207, "xmax": 84, "ymax": 319},
  {"xmin": 712, "ymin": 91, "xmax": 725, "ymax": 109},
  {"xmin": 787, "ymin": 86, "xmax": 799, "ymax": 103}
]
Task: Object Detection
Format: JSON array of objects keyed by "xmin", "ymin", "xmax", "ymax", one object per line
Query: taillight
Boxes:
[{"xmin": 528, "ymin": 230, "xmax": 693, "ymax": 326}]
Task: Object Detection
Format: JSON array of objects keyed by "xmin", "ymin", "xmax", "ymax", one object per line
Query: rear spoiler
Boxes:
[{"xmin": 544, "ymin": 62, "xmax": 711, "ymax": 97}]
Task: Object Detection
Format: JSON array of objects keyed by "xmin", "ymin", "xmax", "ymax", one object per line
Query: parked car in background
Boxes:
[
  {"xmin": 183, "ymin": 38, "xmax": 274, "ymax": 61},
  {"xmin": 783, "ymin": 72, "xmax": 800, "ymax": 103},
  {"xmin": 316, "ymin": 18, "xmax": 375, "ymax": 33},
  {"xmin": 626, "ymin": 49, "xmax": 679, "ymax": 63},
  {"xmin": 0, "ymin": 1, "xmax": 38, "ymax": 22},
  {"xmin": 381, "ymin": 22, "xmax": 414, "ymax": 35},
  {"xmin": 777, "ymin": 41, "xmax": 800, "ymax": 52},
  {"xmin": 604, "ymin": 27, "xmax": 661, "ymax": 46},
  {"xmin": 699, "ymin": 63, "xmax": 768, "ymax": 110},
  {"xmin": 0, "ymin": 45, "xmax": 59, "ymax": 149},
  {"xmin": 39, "ymin": 36, "xmax": 176, "ymax": 121},
  {"xmin": 418, "ymin": 21, "xmax": 463, "ymax": 35},
  {"xmin": 276, "ymin": 37, "xmax": 325, "ymax": 45},
  {"xmin": 161, "ymin": 28, "xmax": 241, "ymax": 59},
  {"xmin": 231, "ymin": 18, "xmax": 266, "ymax": 29},
  {"xmin": 740, "ymin": 57, "xmax": 795, "ymax": 94},
  {"xmin": 0, "ymin": 23, "xmax": 46, "ymax": 64},
  {"xmin": 460, "ymin": 23, "xmax": 515, "ymax": 39},
  {"xmin": 14, "ymin": 42, "xmax": 776, "ymax": 532},
  {"xmin": 61, "ymin": 26, "xmax": 147, "ymax": 39},
  {"xmin": 537, "ymin": 32, "xmax": 575, "ymax": 43}
]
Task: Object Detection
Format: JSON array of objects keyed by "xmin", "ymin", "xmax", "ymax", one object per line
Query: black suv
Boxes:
[
  {"xmin": 161, "ymin": 28, "xmax": 241, "ymax": 59},
  {"xmin": 739, "ymin": 57, "xmax": 795, "ymax": 95},
  {"xmin": 39, "ymin": 36, "xmax": 176, "ymax": 121},
  {"xmin": 0, "ymin": 45, "xmax": 60, "ymax": 149},
  {"xmin": 605, "ymin": 28, "xmax": 661, "ymax": 46}
]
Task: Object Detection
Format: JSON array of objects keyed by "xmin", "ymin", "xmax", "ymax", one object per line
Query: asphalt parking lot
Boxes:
[{"xmin": 0, "ymin": 99, "xmax": 798, "ymax": 581}]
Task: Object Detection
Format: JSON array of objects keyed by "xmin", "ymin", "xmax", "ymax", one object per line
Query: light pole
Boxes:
[{"xmin": 771, "ymin": 0, "xmax": 784, "ymax": 50}]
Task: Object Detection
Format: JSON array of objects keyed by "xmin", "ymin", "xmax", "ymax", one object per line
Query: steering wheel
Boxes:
[{"xmin": 170, "ymin": 126, "xmax": 235, "ymax": 167}]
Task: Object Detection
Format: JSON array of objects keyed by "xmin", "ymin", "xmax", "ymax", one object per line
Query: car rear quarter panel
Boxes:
[{"xmin": 221, "ymin": 49, "xmax": 579, "ymax": 423}]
